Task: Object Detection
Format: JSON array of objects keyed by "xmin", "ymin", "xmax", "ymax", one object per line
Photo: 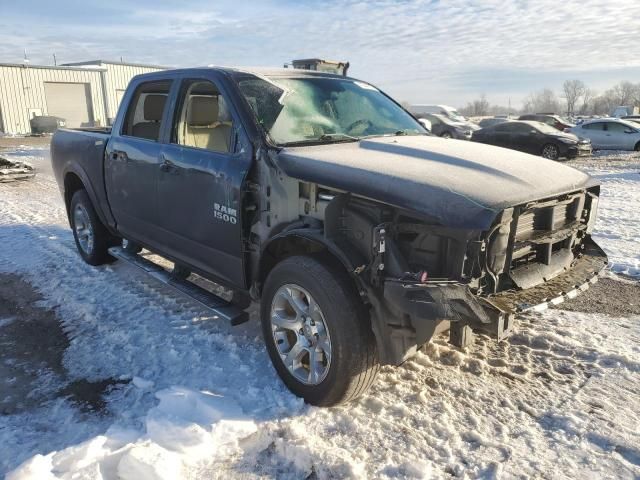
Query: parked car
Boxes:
[
  {"xmin": 622, "ymin": 115, "xmax": 640, "ymax": 126},
  {"xmin": 569, "ymin": 119, "xmax": 640, "ymax": 151},
  {"xmin": 30, "ymin": 115, "xmax": 66, "ymax": 134},
  {"xmin": 518, "ymin": 114, "xmax": 574, "ymax": 131},
  {"xmin": 612, "ymin": 106, "xmax": 639, "ymax": 117},
  {"xmin": 417, "ymin": 117, "xmax": 432, "ymax": 132},
  {"xmin": 51, "ymin": 67, "xmax": 606, "ymax": 406},
  {"xmin": 478, "ymin": 117, "xmax": 508, "ymax": 129},
  {"xmin": 411, "ymin": 104, "xmax": 467, "ymax": 123},
  {"xmin": 473, "ymin": 120, "xmax": 592, "ymax": 160},
  {"xmin": 419, "ymin": 113, "xmax": 474, "ymax": 140}
]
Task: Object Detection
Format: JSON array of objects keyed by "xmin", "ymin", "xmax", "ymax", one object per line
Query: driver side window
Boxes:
[{"xmin": 172, "ymin": 80, "xmax": 234, "ymax": 153}]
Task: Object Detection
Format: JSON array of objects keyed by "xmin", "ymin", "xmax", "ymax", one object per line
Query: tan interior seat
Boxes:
[
  {"xmin": 184, "ymin": 96, "xmax": 231, "ymax": 152},
  {"xmin": 132, "ymin": 94, "xmax": 166, "ymax": 141}
]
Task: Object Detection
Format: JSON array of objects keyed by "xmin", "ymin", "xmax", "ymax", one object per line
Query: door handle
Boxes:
[
  {"xmin": 160, "ymin": 158, "xmax": 178, "ymax": 174},
  {"xmin": 111, "ymin": 150, "xmax": 129, "ymax": 162}
]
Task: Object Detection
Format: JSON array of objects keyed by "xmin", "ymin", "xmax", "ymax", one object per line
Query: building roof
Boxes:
[
  {"xmin": 0, "ymin": 62, "xmax": 106, "ymax": 72},
  {"xmin": 61, "ymin": 59, "xmax": 168, "ymax": 69}
]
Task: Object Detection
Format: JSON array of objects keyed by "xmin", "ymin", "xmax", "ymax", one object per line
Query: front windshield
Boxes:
[
  {"xmin": 447, "ymin": 110, "xmax": 466, "ymax": 122},
  {"xmin": 236, "ymin": 75, "xmax": 425, "ymax": 145}
]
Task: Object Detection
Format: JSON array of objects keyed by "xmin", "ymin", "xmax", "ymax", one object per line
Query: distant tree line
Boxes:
[{"xmin": 457, "ymin": 80, "xmax": 640, "ymax": 117}]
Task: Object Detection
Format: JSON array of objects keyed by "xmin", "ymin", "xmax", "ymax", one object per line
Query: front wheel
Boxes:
[
  {"xmin": 541, "ymin": 143, "xmax": 560, "ymax": 160},
  {"xmin": 261, "ymin": 255, "xmax": 379, "ymax": 406}
]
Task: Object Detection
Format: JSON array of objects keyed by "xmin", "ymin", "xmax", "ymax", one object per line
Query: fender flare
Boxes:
[
  {"xmin": 258, "ymin": 228, "xmax": 367, "ymax": 290},
  {"xmin": 62, "ymin": 164, "xmax": 114, "ymax": 230}
]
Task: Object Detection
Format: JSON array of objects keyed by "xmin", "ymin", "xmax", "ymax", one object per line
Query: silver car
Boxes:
[{"xmin": 570, "ymin": 119, "xmax": 640, "ymax": 151}]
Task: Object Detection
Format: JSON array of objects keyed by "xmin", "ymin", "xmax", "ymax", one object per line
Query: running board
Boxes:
[{"xmin": 108, "ymin": 246, "xmax": 249, "ymax": 326}]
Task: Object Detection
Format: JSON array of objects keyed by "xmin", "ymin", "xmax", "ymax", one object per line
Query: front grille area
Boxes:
[{"xmin": 510, "ymin": 192, "xmax": 586, "ymax": 269}]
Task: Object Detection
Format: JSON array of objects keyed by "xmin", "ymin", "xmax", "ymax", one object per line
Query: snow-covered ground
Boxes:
[{"xmin": 0, "ymin": 145, "xmax": 639, "ymax": 479}]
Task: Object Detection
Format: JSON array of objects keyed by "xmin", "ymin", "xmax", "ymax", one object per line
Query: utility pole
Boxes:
[{"xmin": 53, "ymin": 53, "xmax": 57, "ymax": 66}]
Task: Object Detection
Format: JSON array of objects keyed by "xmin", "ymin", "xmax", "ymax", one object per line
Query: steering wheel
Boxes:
[{"xmin": 346, "ymin": 119, "xmax": 373, "ymax": 135}]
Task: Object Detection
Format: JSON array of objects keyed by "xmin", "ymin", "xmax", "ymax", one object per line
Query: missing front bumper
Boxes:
[
  {"xmin": 379, "ymin": 238, "xmax": 607, "ymax": 360},
  {"xmin": 483, "ymin": 239, "xmax": 607, "ymax": 314}
]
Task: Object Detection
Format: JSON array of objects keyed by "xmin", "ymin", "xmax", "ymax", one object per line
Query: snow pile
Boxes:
[{"xmin": 8, "ymin": 387, "xmax": 258, "ymax": 480}]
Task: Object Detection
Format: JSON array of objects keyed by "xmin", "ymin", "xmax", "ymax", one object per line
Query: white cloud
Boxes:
[{"xmin": 1, "ymin": 0, "xmax": 639, "ymax": 106}]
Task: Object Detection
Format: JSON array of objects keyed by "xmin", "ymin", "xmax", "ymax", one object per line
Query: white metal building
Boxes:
[{"xmin": 0, "ymin": 60, "xmax": 165, "ymax": 135}]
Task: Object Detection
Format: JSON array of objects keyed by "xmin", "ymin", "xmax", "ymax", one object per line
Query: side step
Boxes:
[{"xmin": 108, "ymin": 247, "xmax": 249, "ymax": 326}]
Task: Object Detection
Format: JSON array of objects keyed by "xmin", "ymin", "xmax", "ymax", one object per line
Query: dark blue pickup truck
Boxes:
[{"xmin": 51, "ymin": 67, "xmax": 607, "ymax": 405}]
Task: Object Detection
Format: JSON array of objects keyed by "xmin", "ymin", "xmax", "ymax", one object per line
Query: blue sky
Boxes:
[{"xmin": 1, "ymin": 0, "xmax": 639, "ymax": 107}]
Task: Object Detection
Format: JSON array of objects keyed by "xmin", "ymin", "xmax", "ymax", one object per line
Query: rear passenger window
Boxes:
[
  {"xmin": 583, "ymin": 123, "xmax": 604, "ymax": 131},
  {"xmin": 606, "ymin": 122, "xmax": 627, "ymax": 133},
  {"xmin": 172, "ymin": 80, "xmax": 234, "ymax": 153},
  {"xmin": 122, "ymin": 80, "xmax": 172, "ymax": 141}
]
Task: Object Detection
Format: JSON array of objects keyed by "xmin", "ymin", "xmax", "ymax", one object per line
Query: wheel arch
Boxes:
[
  {"xmin": 63, "ymin": 171, "xmax": 85, "ymax": 217},
  {"xmin": 62, "ymin": 167, "xmax": 112, "ymax": 230},
  {"xmin": 256, "ymin": 230, "xmax": 366, "ymax": 298}
]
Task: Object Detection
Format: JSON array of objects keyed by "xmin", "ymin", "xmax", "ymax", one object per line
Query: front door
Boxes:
[
  {"xmin": 157, "ymin": 77, "xmax": 251, "ymax": 288},
  {"xmin": 105, "ymin": 79, "xmax": 174, "ymax": 247},
  {"xmin": 581, "ymin": 122, "xmax": 606, "ymax": 149}
]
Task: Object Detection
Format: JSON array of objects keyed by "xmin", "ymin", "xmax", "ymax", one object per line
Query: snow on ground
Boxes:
[
  {"xmin": 0, "ymin": 145, "xmax": 639, "ymax": 479},
  {"xmin": 570, "ymin": 151, "xmax": 640, "ymax": 277}
]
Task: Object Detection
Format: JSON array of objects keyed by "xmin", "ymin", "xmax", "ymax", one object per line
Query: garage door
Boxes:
[{"xmin": 44, "ymin": 82, "xmax": 94, "ymax": 128}]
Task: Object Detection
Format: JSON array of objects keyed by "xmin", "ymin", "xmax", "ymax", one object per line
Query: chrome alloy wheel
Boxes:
[
  {"xmin": 542, "ymin": 144, "xmax": 559, "ymax": 160},
  {"xmin": 73, "ymin": 204, "xmax": 94, "ymax": 254},
  {"xmin": 270, "ymin": 284, "xmax": 332, "ymax": 385}
]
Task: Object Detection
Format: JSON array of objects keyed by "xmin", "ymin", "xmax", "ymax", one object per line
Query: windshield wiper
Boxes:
[
  {"xmin": 317, "ymin": 133, "xmax": 360, "ymax": 142},
  {"xmin": 362, "ymin": 129, "xmax": 426, "ymax": 140},
  {"xmin": 279, "ymin": 133, "xmax": 359, "ymax": 147}
]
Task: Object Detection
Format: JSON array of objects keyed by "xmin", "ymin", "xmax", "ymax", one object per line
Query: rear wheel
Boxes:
[
  {"xmin": 541, "ymin": 143, "xmax": 560, "ymax": 160},
  {"xmin": 261, "ymin": 255, "xmax": 379, "ymax": 406},
  {"xmin": 441, "ymin": 131, "xmax": 452, "ymax": 139},
  {"xmin": 634, "ymin": 141, "xmax": 640, "ymax": 152},
  {"xmin": 70, "ymin": 190, "xmax": 115, "ymax": 265}
]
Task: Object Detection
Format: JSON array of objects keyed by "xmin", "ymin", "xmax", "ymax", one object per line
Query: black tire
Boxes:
[
  {"xmin": 440, "ymin": 131, "xmax": 452, "ymax": 139},
  {"xmin": 69, "ymin": 190, "xmax": 114, "ymax": 266},
  {"xmin": 261, "ymin": 255, "xmax": 379, "ymax": 406},
  {"xmin": 634, "ymin": 141, "xmax": 640, "ymax": 152},
  {"xmin": 541, "ymin": 143, "xmax": 560, "ymax": 160}
]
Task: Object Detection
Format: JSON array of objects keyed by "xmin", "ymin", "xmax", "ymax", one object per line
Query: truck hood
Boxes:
[{"xmin": 276, "ymin": 135, "xmax": 596, "ymax": 229}]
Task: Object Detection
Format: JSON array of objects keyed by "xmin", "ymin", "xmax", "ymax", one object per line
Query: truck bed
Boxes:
[{"xmin": 50, "ymin": 128, "xmax": 112, "ymax": 226}]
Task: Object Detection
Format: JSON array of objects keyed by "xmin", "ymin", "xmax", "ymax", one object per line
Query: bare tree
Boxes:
[
  {"xmin": 562, "ymin": 80, "xmax": 586, "ymax": 115},
  {"xmin": 579, "ymin": 88, "xmax": 593, "ymax": 115},
  {"xmin": 523, "ymin": 88, "xmax": 561, "ymax": 114},
  {"xmin": 460, "ymin": 94, "xmax": 490, "ymax": 116},
  {"xmin": 472, "ymin": 94, "xmax": 490, "ymax": 116},
  {"xmin": 608, "ymin": 81, "xmax": 637, "ymax": 106}
]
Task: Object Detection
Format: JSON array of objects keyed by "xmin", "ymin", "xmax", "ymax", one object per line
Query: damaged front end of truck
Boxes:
[
  {"xmin": 356, "ymin": 187, "xmax": 607, "ymax": 365},
  {"xmin": 250, "ymin": 136, "xmax": 608, "ymax": 366}
]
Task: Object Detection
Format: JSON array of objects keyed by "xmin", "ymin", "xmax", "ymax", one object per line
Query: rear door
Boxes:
[
  {"xmin": 156, "ymin": 75, "xmax": 252, "ymax": 288},
  {"xmin": 105, "ymin": 79, "xmax": 175, "ymax": 247}
]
